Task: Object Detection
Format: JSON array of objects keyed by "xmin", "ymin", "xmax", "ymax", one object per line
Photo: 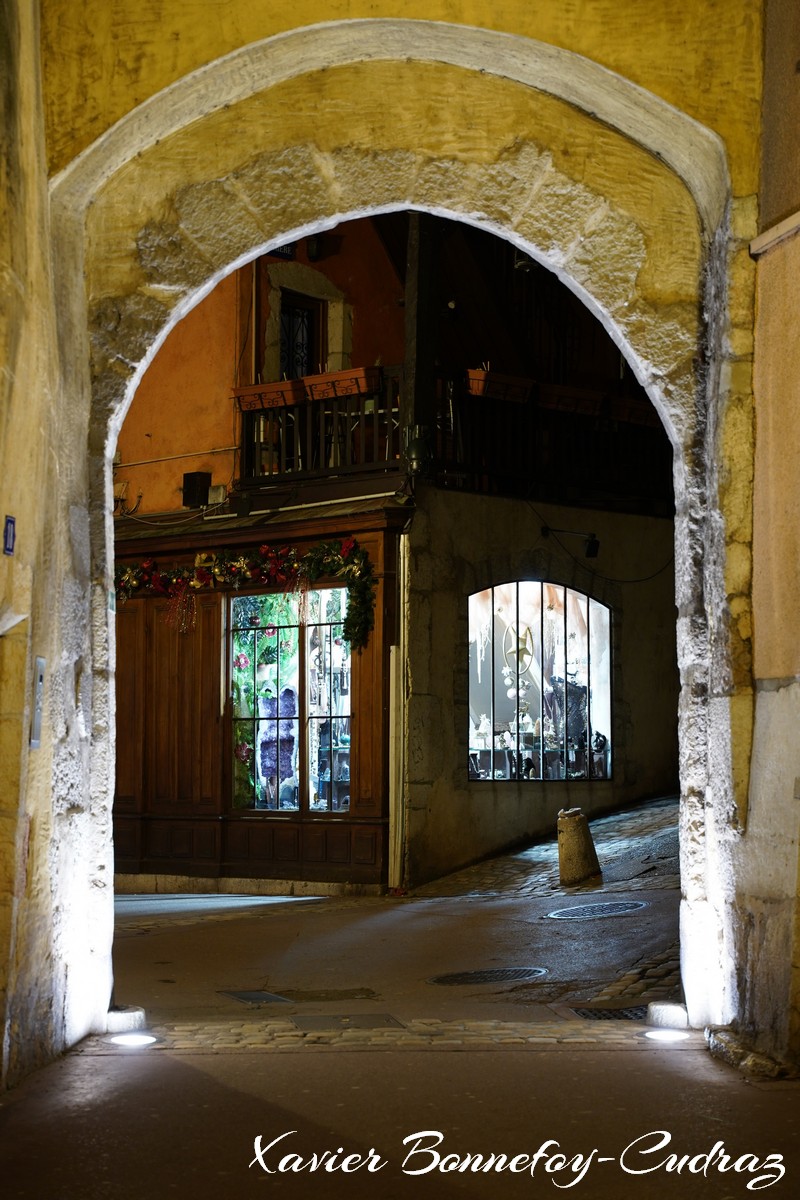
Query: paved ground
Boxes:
[
  {"xmin": 105, "ymin": 794, "xmax": 683, "ymax": 1051},
  {"xmin": 2, "ymin": 794, "xmax": 799, "ymax": 1199}
]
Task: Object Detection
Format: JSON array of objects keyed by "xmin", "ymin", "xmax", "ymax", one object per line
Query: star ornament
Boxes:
[{"xmin": 503, "ymin": 624, "xmax": 534, "ymax": 675}]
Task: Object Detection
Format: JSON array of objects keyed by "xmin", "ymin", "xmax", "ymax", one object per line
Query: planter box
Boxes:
[
  {"xmin": 305, "ymin": 366, "xmax": 382, "ymax": 400},
  {"xmin": 465, "ymin": 370, "xmax": 533, "ymax": 404},
  {"xmin": 235, "ymin": 379, "xmax": 307, "ymax": 411}
]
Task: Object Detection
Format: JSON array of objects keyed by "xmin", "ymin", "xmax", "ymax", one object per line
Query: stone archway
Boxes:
[{"xmin": 49, "ymin": 20, "xmax": 738, "ymax": 1039}]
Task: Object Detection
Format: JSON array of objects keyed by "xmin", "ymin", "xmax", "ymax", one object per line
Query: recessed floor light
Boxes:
[
  {"xmin": 643, "ymin": 1028, "xmax": 692, "ymax": 1043},
  {"xmin": 107, "ymin": 1032, "xmax": 158, "ymax": 1047}
]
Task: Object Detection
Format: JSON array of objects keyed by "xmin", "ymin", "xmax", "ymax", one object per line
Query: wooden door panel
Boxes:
[
  {"xmin": 194, "ymin": 595, "xmax": 223, "ymax": 810},
  {"xmin": 115, "ymin": 603, "xmax": 145, "ymax": 810},
  {"xmin": 139, "ymin": 595, "xmax": 224, "ymax": 814}
]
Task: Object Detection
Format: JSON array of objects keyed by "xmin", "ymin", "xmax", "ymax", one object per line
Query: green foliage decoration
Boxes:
[{"xmin": 115, "ymin": 536, "xmax": 375, "ymax": 650}]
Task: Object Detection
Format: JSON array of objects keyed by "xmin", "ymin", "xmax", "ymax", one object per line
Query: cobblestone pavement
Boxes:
[
  {"xmin": 411, "ymin": 793, "xmax": 682, "ymax": 1013},
  {"xmin": 90, "ymin": 796, "xmax": 685, "ymax": 1056},
  {"xmin": 78, "ymin": 1014, "xmax": 703, "ymax": 1055},
  {"xmin": 411, "ymin": 794, "xmax": 680, "ymax": 900}
]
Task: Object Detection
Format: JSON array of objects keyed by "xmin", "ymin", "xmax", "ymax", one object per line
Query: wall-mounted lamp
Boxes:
[
  {"xmin": 404, "ymin": 425, "xmax": 432, "ymax": 477},
  {"xmin": 541, "ymin": 525, "xmax": 600, "ymax": 559}
]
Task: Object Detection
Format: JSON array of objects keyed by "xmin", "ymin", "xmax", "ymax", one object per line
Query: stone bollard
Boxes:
[{"xmin": 557, "ymin": 807, "xmax": 601, "ymax": 886}]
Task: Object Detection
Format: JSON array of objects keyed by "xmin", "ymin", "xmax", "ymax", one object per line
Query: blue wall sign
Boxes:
[{"xmin": 3, "ymin": 516, "xmax": 15, "ymax": 555}]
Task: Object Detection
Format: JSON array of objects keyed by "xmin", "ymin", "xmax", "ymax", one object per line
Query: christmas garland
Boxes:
[{"xmin": 115, "ymin": 536, "xmax": 376, "ymax": 649}]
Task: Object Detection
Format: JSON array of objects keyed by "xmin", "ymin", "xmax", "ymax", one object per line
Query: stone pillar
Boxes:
[{"xmin": 557, "ymin": 808, "xmax": 601, "ymax": 886}]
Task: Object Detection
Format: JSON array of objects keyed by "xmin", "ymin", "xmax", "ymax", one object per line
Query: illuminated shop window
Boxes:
[
  {"xmin": 468, "ymin": 582, "xmax": 611, "ymax": 782},
  {"xmin": 230, "ymin": 587, "xmax": 351, "ymax": 813}
]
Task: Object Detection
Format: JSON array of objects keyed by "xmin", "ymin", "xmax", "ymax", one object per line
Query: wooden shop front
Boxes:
[{"xmin": 113, "ymin": 511, "xmax": 401, "ymax": 888}]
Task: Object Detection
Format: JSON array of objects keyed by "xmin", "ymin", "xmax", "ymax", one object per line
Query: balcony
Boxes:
[
  {"xmin": 234, "ymin": 366, "xmax": 673, "ymax": 515},
  {"xmin": 237, "ymin": 367, "xmax": 402, "ymax": 488}
]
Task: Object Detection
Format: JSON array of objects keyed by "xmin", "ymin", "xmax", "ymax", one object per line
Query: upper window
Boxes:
[
  {"xmin": 279, "ymin": 290, "xmax": 327, "ymax": 380},
  {"xmin": 468, "ymin": 582, "xmax": 611, "ymax": 782},
  {"xmin": 230, "ymin": 587, "xmax": 351, "ymax": 814}
]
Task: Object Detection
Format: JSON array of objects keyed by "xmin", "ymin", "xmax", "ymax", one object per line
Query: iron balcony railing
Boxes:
[
  {"xmin": 234, "ymin": 366, "xmax": 672, "ymax": 510},
  {"xmin": 236, "ymin": 366, "xmax": 402, "ymax": 484}
]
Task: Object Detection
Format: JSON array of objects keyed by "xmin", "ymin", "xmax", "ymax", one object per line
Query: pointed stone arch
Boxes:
[{"xmin": 49, "ymin": 20, "xmax": 739, "ymax": 1038}]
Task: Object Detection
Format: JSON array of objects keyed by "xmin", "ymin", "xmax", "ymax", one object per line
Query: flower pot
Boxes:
[
  {"xmin": 465, "ymin": 370, "xmax": 533, "ymax": 404},
  {"xmin": 235, "ymin": 379, "xmax": 307, "ymax": 410},
  {"xmin": 305, "ymin": 366, "xmax": 381, "ymax": 400}
]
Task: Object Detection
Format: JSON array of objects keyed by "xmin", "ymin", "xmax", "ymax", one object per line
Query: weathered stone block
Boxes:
[
  {"xmin": 513, "ymin": 174, "xmax": 603, "ymax": 264},
  {"xmin": 474, "ymin": 141, "xmax": 551, "ymax": 229},
  {"xmin": 330, "ymin": 146, "xmax": 419, "ymax": 212},
  {"xmin": 136, "ymin": 220, "xmax": 211, "ymax": 291},
  {"xmin": 566, "ymin": 208, "xmax": 644, "ymax": 315},
  {"xmin": 174, "ymin": 180, "xmax": 269, "ymax": 268},
  {"xmin": 412, "ymin": 156, "xmax": 483, "ymax": 214},
  {"xmin": 232, "ymin": 146, "xmax": 340, "ymax": 240}
]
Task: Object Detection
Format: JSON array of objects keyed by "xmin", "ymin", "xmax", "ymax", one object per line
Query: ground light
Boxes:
[
  {"xmin": 107, "ymin": 1032, "xmax": 158, "ymax": 1048},
  {"xmin": 643, "ymin": 1028, "xmax": 692, "ymax": 1043}
]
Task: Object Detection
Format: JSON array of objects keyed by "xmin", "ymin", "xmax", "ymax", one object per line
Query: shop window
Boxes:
[
  {"xmin": 468, "ymin": 582, "xmax": 612, "ymax": 782},
  {"xmin": 230, "ymin": 587, "xmax": 351, "ymax": 813}
]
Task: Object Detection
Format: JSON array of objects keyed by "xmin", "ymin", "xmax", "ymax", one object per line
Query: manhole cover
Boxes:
[
  {"xmin": 429, "ymin": 967, "xmax": 547, "ymax": 986},
  {"xmin": 292, "ymin": 1014, "xmax": 404, "ymax": 1031},
  {"xmin": 547, "ymin": 901, "xmax": 648, "ymax": 920},
  {"xmin": 572, "ymin": 1006, "xmax": 649, "ymax": 1021}
]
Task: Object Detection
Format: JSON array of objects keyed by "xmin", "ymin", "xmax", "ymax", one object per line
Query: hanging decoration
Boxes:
[{"xmin": 114, "ymin": 537, "xmax": 376, "ymax": 650}]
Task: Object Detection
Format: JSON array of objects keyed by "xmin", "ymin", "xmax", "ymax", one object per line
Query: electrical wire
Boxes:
[
  {"xmin": 526, "ymin": 501, "xmax": 675, "ymax": 585},
  {"xmin": 116, "ymin": 502, "xmax": 229, "ymax": 530}
]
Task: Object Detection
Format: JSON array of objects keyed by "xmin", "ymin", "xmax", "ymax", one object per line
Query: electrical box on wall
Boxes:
[
  {"xmin": 182, "ymin": 472, "xmax": 211, "ymax": 507},
  {"xmin": 30, "ymin": 657, "xmax": 45, "ymax": 749}
]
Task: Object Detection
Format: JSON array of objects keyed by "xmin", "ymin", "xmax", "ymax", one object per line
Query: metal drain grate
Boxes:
[
  {"xmin": 292, "ymin": 1014, "xmax": 405, "ymax": 1031},
  {"xmin": 547, "ymin": 900, "xmax": 648, "ymax": 920},
  {"xmin": 572, "ymin": 1006, "xmax": 649, "ymax": 1021},
  {"xmin": 429, "ymin": 967, "xmax": 547, "ymax": 986},
  {"xmin": 220, "ymin": 990, "xmax": 291, "ymax": 1005}
]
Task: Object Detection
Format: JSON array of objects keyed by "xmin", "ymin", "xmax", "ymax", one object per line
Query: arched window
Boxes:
[{"xmin": 468, "ymin": 582, "xmax": 612, "ymax": 782}]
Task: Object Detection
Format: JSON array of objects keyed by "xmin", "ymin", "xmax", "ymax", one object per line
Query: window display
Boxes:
[
  {"xmin": 230, "ymin": 587, "xmax": 351, "ymax": 813},
  {"xmin": 468, "ymin": 582, "xmax": 611, "ymax": 781}
]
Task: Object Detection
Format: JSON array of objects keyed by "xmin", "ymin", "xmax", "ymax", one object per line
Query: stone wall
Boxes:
[
  {"xmin": 5, "ymin": 1, "xmax": 798, "ymax": 1084},
  {"xmin": 402, "ymin": 487, "xmax": 678, "ymax": 885},
  {"xmin": 1, "ymin": 0, "xmax": 114, "ymax": 1087},
  {"xmin": 50, "ymin": 15, "xmax": 738, "ymax": 1062}
]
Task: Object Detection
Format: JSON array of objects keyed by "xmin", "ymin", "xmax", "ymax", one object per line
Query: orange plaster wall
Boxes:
[
  {"xmin": 115, "ymin": 272, "xmax": 239, "ymax": 514},
  {"xmin": 261, "ymin": 217, "xmax": 405, "ymax": 371},
  {"xmin": 117, "ymin": 218, "xmax": 405, "ymax": 514},
  {"xmin": 317, "ymin": 217, "xmax": 405, "ymax": 368}
]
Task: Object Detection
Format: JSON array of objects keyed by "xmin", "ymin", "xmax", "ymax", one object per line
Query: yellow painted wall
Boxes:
[
  {"xmin": 3, "ymin": 0, "xmax": 115, "ymax": 1085},
  {"xmin": 752, "ymin": 231, "xmax": 800, "ymax": 680},
  {"xmin": 760, "ymin": 0, "xmax": 800, "ymax": 227},
  {"xmin": 41, "ymin": 0, "xmax": 762, "ymax": 200}
]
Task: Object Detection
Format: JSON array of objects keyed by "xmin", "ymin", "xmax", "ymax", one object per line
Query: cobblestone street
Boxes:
[
  {"xmin": 6, "ymin": 794, "xmax": 799, "ymax": 1200},
  {"xmin": 99, "ymin": 795, "xmax": 683, "ymax": 1055}
]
